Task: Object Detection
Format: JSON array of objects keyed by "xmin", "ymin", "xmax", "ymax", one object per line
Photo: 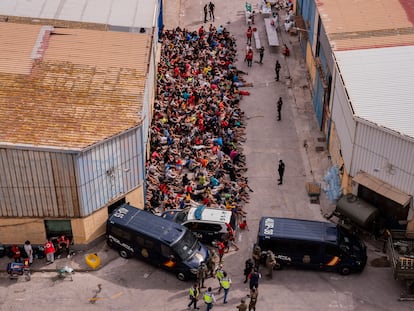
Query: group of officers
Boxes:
[{"xmin": 187, "ymin": 244, "xmax": 277, "ymax": 310}]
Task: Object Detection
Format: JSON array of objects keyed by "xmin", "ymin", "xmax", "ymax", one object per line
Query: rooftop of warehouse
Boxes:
[
  {"xmin": 0, "ymin": 21, "xmax": 151, "ymax": 150},
  {"xmin": 316, "ymin": 0, "xmax": 414, "ymax": 51}
]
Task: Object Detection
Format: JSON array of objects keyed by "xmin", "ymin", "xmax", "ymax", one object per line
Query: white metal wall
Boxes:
[
  {"xmin": 331, "ymin": 65, "xmax": 355, "ymax": 170},
  {"xmin": 76, "ymin": 126, "xmax": 144, "ymax": 216},
  {"xmin": 353, "ymin": 121, "xmax": 414, "ymax": 196}
]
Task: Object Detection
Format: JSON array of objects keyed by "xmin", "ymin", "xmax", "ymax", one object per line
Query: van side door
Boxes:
[
  {"xmin": 293, "ymin": 241, "xmax": 323, "ymax": 269},
  {"xmin": 324, "ymin": 244, "xmax": 342, "ymax": 272},
  {"xmin": 135, "ymin": 235, "xmax": 161, "ymax": 264}
]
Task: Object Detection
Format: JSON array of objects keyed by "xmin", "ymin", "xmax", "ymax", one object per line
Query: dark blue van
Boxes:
[
  {"xmin": 107, "ymin": 204, "xmax": 209, "ymax": 281},
  {"xmin": 257, "ymin": 217, "xmax": 367, "ymax": 275}
]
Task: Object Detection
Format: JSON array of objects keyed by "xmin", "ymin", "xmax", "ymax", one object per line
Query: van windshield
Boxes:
[
  {"xmin": 338, "ymin": 227, "xmax": 362, "ymax": 255},
  {"xmin": 172, "ymin": 230, "xmax": 198, "ymax": 260},
  {"xmin": 175, "ymin": 210, "xmax": 189, "ymax": 224}
]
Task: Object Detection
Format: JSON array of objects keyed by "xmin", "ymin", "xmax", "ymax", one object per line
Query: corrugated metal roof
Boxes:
[
  {"xmin": 0, "ymin": 0, "xmax": 157, "ymax": 29},
  {"xmin": 335, "ymin": 46, "xmax": 414, "ymax": 139},
  {"xmin": 0, "ymin": 22, "xmax": 151, "ymax": 150},
  {"xmin": 317, "ymin": 0, "xmax": 414, "ymax": 50}
]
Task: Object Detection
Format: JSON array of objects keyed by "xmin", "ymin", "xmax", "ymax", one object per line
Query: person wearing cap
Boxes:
[{"xmin": 236, "ymin": 297, "xmax": 248, "ymax": 311}]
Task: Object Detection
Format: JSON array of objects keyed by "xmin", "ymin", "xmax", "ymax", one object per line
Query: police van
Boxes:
[
  {"xmin": 257, "ymin": 217, "xmax": 367, "ymax": 275},
  {"xmin": 106, "ymin": 204, "xmax": 209, "ymax": 281},
  {"xmin": 161, "ymin": 206, "xmax": 237, "ymax": 244}
]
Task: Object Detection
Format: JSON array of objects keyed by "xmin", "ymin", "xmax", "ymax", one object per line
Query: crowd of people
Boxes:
[{"xmin": 145, "ymin": 25, "xmax": 253, "ymax": 220}]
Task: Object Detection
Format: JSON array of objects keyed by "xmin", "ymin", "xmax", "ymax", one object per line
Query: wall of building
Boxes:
[
  {"xmin": 0, "ymin": 218, "xmax": 45, "ymax": 244},
  {"xmin": 0, "ymin": 148, "xmax": 80, "ymax": 218},
  {"xmin": 125, "ymin": 185, "xmax": 145, "ymax": 209},
  {"xmin": 77, "ymin": 127, "xmax": 145, "ymax": 216},
  {"xmin": 330, "ymin": 65, "xmax": 356, "ymax": 171},
  {"xmin": 0, "ymin": 184, "xmax": 144, "ymax": 245},
  {"xmin": 328, "ymin": 121, "xmax": 352, "ymax": 194},
  {"xmin": 352, "ymin": 121, "xmax": 414, "ymax": 196}
]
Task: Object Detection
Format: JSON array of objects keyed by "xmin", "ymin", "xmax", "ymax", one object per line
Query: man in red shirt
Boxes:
[
  {"xmin": 57, "ymin": 235, "xmax": 70, "ymax": 257},
  {"xmin": 10, "ymin": 244, "xmax": 21, "ymax": 263},
  {"xmin": 217, "ymin": 241, "xmax": 225, "ymax": 263}
]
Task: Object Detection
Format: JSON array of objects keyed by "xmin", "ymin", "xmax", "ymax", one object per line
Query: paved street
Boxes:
[{"xmin": 0, "ymin": 1, "xmax": 412, "ymax": 310}]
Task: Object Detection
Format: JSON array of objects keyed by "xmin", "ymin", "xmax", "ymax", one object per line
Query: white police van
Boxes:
[{"xmin": 161, "ymin": 206, "xmax": 237, "ymax": 244}]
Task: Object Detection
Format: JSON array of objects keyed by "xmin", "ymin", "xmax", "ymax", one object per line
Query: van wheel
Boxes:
[
  {"xmin": 176, "ymin": 272, "xmax": 186, "ymax": 281},
  {"xmin": 340, "ymin": 266, "xmax": 351, "ymax": 276},
  {"xmin": 119, "ymin": 250, "xmax": 132, "ymax": 259},
  {"xmin": 107, "ymin": 239, "xmax": 113, "ymax": 247}
]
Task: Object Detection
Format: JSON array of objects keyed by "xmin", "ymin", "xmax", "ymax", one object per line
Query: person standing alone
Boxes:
[
  {"xmin": 258, "ymin": 47, "xmax": 264, "ymax": 64},
  {"xmin": 277, "ymin": 97, "xmax": 283, "ymax": 121},
  {"xmin": 246, "ymin": 26, "xmax": 253, "ymax": 44},
  {"xmin": 275, "ymin": 60, "xmax": 281, "ymax": 81},
  {"xmin": 278, "ymin": 160, "xmax": 285, "ymax": 185}
]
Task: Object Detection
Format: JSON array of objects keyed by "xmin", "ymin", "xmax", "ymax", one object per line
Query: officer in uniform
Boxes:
[
  {"xmin": 206, "ymin": 250, "xmax": 216, "ymax": 278},
  {"xmin": 188, "ymin": 283, "xmax": 200, "ymax": 310},
  {"xmin": 215, "ymin": 264, "xmax": 225, "ymax": 293},
  {"xmin": 252, "ymin": 244, "xmax": 262, "ymax": 268},
  {"xmin": 197, "ymin": 261, "xmax": 208, "ymax": 288},
  {"xmin": 248, "ymin": 287, "xmax": 259, "ymax": 311},
  {"xmin": 236, "ymin": 298, "xmax": 248, "ymax": 311},
  {"xmin": 203, "ymin": 287, "xmax": 216, "ymax": 311},
  {"xmin": 220, "ymin": 271, "xmax": 232, "ymax": 304},
  {"xmin": 265, "ymin": 250, "xmax": 277, "ymax": 279}
]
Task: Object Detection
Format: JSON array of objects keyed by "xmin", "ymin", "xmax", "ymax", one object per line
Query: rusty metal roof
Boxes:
[
  {"xmin": 317, "ymin": 0, "xmax": 414, "ymax": 50},
  {"xmin": 0, "ymin": 22, "xmax": 151, "ymax": 150}
]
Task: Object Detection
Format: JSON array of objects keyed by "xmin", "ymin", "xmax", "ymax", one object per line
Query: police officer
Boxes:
[
  {"xmin": 215, "ymin": 264, "xmax": 225, "ymax": 293},
  {"xmin": 197, "ymin": 261, "xmax": 208, "ymax": 288},
  {"xmin": 277, "ymin": 97, "xmax": 283, "ymax": 121},
  {"xmin": 206, "ymin": 250, "xmax": 216, "ymax": 278},
  {"xmin": 248, "ymin": 287, "xmax": 259, "ymax": 311},
  {"xmin": 203, "ymin": 287, "xmax": 216, "ymax": 311},
  {"xmin": 188, "ymin": 283, "xmax": 200, "ymax": 310},
  {"xmin": 265, "ymin": 250, "xmax": 277, "ymax": 279},
  {"xmin": 252, "ymin": 244, "xmax": 262, "ymax": 268},
  {"xmin": 244, "ymin": 258, "xmax": 254, "ymax": 283},
  {"xmin": 220, "ymin": 271, "xmax": 232, "ymax": 304},
  {"xmin": 237, "ymin": 298, "xmax": 248, "ymax": 311}
]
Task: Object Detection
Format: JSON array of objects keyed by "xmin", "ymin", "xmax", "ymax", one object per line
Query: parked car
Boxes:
[{"xmin": 161, "ymin": 206, "xmax": 237, "ymax": 245}]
